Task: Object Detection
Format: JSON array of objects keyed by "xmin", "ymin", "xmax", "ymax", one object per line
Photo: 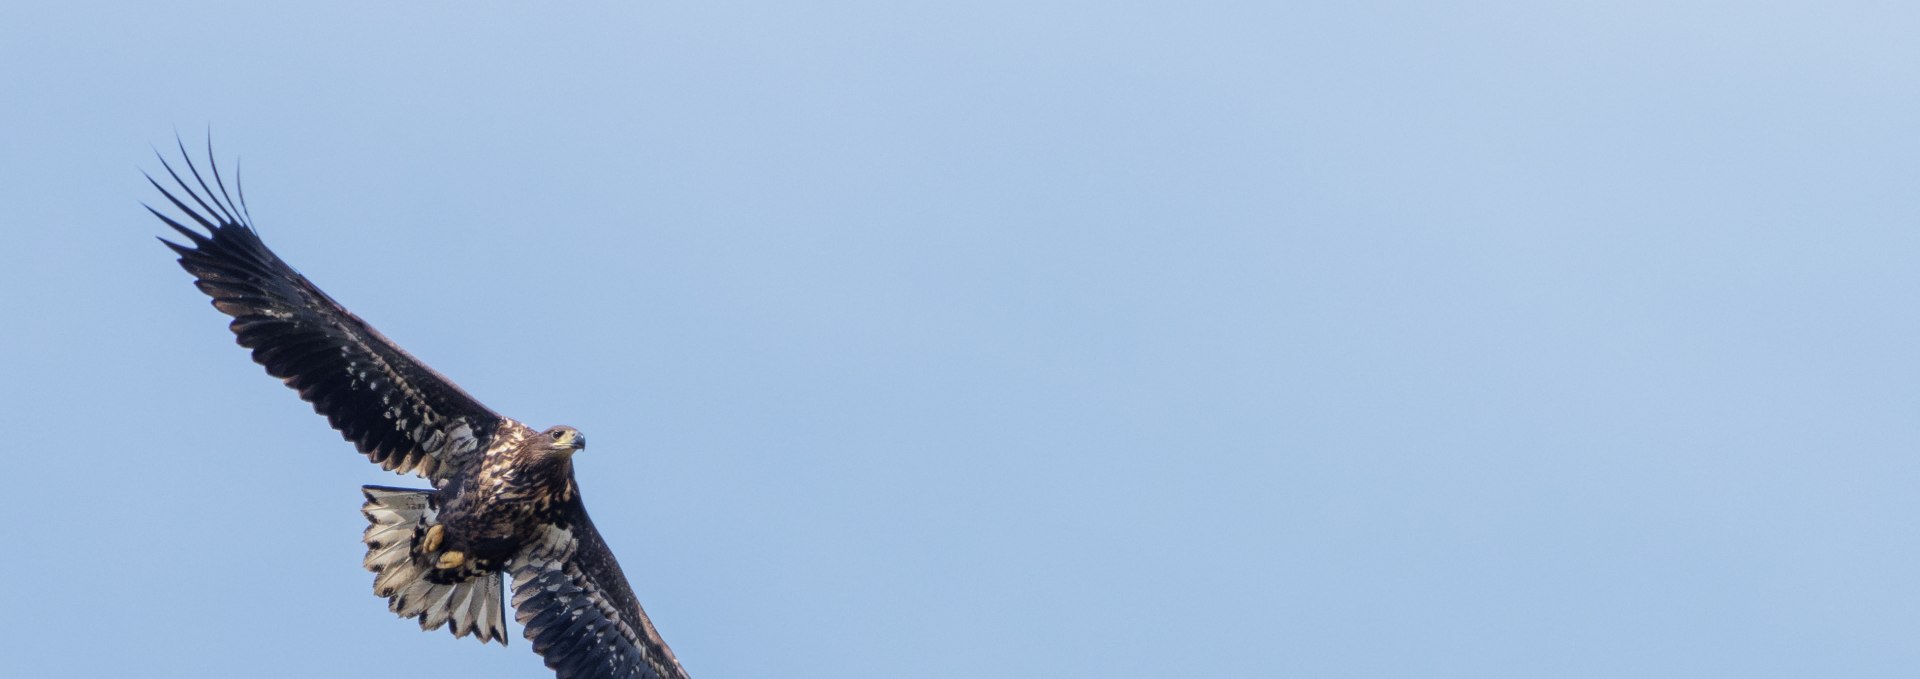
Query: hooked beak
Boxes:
[{"xmin": 571, "ymin": 433, "xmax": 586, "ymax": 451}]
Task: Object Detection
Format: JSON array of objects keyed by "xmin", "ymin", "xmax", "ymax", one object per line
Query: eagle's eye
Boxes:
[{"xmin": 550, "ymin": 430, "xmax": 564, "ymax": 440}]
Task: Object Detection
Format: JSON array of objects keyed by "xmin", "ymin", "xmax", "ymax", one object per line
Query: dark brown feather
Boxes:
[
  {"xmin": 153, "ymin": 146, "xmax": 502, "ymax": 484},
  {"xmin": 512, "ymin": 497, "xmax": 690, "ymax": 679}
]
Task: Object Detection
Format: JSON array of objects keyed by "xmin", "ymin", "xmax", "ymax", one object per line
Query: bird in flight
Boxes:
[{"xmin": 151, "ymin": 140, "xmax": 692, "ymax": 679}]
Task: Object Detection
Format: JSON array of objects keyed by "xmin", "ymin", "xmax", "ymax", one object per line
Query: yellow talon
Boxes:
[
  {"xmin": 437, "ymin": 550, "xmax": 466, "ymax": 570},
  {"xmin": 422, "ymin": 524, "xmax": 444, "ymax": 552}
]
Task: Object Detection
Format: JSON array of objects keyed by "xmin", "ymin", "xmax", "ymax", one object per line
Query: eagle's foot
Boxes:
[
  {"xmin": 421, "ymin": 524, "xmax": 445, "ymax": 552},
  {"xmin": 436, "ymin": 550, "xmax": 466, "ymax": 570}
]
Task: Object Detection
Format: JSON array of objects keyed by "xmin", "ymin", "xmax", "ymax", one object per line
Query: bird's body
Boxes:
[
  {"xmin": 430, "ymin": 423, "xmax": 578, "ymax": 577},
  {"xmin": 152, "ymin": 142, "xmax": 690, "ymax": 679}
]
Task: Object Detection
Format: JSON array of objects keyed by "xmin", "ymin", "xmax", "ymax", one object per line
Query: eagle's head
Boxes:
[{"xmin": 540, "ymin": 425, "xmax": 587, "ymax": 457}]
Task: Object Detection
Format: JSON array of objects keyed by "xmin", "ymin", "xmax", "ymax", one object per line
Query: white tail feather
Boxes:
[{"xmin": 360, "ymin": 486, "xmax": 509, "ymax": 645}]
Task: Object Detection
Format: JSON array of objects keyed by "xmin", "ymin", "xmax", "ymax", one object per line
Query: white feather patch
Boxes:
[{"xmin": 359, "ymin": 486, "xmax": 510, "ymax": 645}]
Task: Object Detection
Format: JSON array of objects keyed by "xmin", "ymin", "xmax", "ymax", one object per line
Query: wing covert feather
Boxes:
[
  {"xmin": 512, "ymin": 500, "xmax": 690, "ymax": 679},
  {"xmin": 153, "ymin": 145, "xmax": 502, "ymax": 483}
]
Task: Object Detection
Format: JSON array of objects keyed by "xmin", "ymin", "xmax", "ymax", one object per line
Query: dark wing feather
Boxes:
[
  {"xmin": 153, "ymin": 142, "xmax": 503, "ymax": 483},
  {"xmin": 512, "ymin": 498, "xmax": 690, "ymax": 679}
]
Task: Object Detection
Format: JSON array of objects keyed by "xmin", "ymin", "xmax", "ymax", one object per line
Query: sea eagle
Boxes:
[{"xmin": 151, "ymin": 142, "xmax": 692, "ymax": 679}]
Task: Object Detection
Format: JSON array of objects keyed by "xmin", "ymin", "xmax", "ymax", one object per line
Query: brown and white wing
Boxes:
[
  {"xmin": 511, "ymin": 498, "xmax": 690, "ymax": 679},
  {"xmin": 152, "ymin": 142, "xmax": 504, "ymax": 483}
]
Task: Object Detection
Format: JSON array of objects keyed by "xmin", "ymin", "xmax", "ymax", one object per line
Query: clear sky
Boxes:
[{"xmin": 3, "ymin": 2, "xmax": 1918, "ymax": 677}]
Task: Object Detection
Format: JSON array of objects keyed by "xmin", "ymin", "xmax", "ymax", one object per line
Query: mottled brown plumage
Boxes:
[{"xmin": 154, "ymin": 140, "xmax": 691, "ymax": 679}]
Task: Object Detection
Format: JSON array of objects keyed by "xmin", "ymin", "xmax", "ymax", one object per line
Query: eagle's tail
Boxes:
[{"xmin": 360, "ymin": 486, "xmax": 510, "ymax": 645}]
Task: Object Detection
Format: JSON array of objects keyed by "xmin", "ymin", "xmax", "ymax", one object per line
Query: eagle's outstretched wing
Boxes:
[
  {"xmin": 153, "ymin": 142, "xmax": 503, "ymax": 484},
  {"xmin": 513, "ymin": 499, "xmax": 691, "ymax": 679}
]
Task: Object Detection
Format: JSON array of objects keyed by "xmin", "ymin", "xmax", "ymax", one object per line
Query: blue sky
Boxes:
[{"xmin": 4, "ymin": 2, "xmax": 1919, "ymax": 677}]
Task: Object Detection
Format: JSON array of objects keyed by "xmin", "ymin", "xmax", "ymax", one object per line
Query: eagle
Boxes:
[{"xmin": 150, "ymin": 141, "xmax": 692, "ymax": 679}]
